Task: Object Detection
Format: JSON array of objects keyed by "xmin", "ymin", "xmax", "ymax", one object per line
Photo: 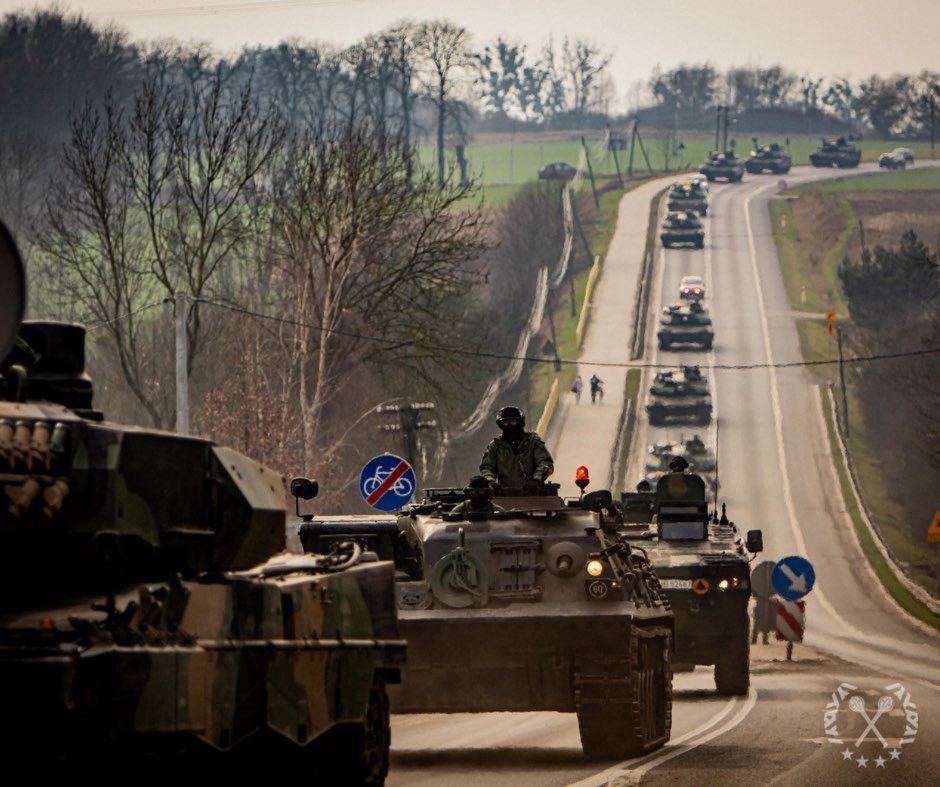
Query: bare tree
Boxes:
[
  {"xmin": 268, "ymin": 123, "xmax": 486, "ymax": 475},
  {"xmin": 417, "ymin": 20, "xmax": 471, "ymax": 189},
  {"xmin": 562, "ymin": 38, "xmax": 612, "ymax": 116}
]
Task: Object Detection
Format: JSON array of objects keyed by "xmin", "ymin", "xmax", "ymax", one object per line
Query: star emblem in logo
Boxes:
[
  {"xmin": 856, "ymin": 756, "xmax": 868, "ymax": 768},
  {"xmin": 841, "ymin": 748, "xmax": 854, "ymax": 760},
  {"xmin": 874, "ymin": 756, "xmax": 887, "ymax": 768},
  {"xmin": 889, "ymin": 749, "xmax": 902, "ymax": 760}
]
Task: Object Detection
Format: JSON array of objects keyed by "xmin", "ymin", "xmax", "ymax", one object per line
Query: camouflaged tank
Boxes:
[
  {"xmin": 809, "ymin": 137, "xmax": 861, "ymax": 168},
  {"xmin": 744, "ymin": 142, "xmax": 791, "ymax": 174},
  {"xmin": 698, "ymin": 151, "xmax": 745, "ymax": 182},
  {"xmin": 657, "ymin": 302, "xmax": 714, "ymax": 351},
  {"xmin": 619, "ymin": 473, "xmax": 762, "ymax": 695},
  {"xmin": 299, "ymin": 477, "xmax": 675, "ymax": 759},
  {"xmin": 660, "ymin": 211, "xmax": 705, "ymax": 249},
  {"xmin": 666, "ymin": 182, "xmax": 708, "ymax": 216},
  {"xmin": 0, "ymin": 220, "xmax": 404, "ymax": 778}
]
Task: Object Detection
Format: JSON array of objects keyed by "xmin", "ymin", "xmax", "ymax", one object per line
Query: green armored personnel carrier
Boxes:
[
  {"xmin": 646, "ymin": 366, "xmax": 711, "ymax": 426},
  {"xmin": 698, "ymin": 151, "xmax": 745, "ymax": 182},
  {"xmin": 619, "ymin": 473, "xmax": 762, "ymax": 695},
  {"xmin": 667, "ymin": 181, "xmax": 708, "ymax": 216},
  {"xmin": 300, "ymin": 476, "xmax": 674, "ymax": 759},
  {"xmin": 660, "ymin": 211, "xmax": 705, "ymax": 249},
  {"xmin": 810, "ymin": 136, "xmax": 861, "ymax": 168},
  {"xmin": 745, "ymin": 142, "xmax": 791, "ymax": 174},
  {"xmin": 658, "ymin": 302, "xmax": 714, "ymax": 351},
  {"xmin": 0, "ymin": 221, "xmax": 404, "ymax": 778}
]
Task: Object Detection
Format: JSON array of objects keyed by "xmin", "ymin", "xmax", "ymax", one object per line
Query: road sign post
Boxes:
[
  {"xmin": 771, "ymin": 555, "xmax": 816, "ymax": 601},
  {"xmin": 359, "ymin": 453, "xmax": 417, "ymax": 512}
]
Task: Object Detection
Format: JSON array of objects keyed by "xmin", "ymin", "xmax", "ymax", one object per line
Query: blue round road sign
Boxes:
[
  {"xmin": 771, "ymin": 555, "xmax": 816, "ymax": 601},
  {"xmin": 359, "ymin": 453, "xmax": 416, "ymax": 512}
]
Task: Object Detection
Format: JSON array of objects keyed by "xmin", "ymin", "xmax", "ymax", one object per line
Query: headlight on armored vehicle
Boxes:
[{"xmin": 586, "ymin": 559, "xmax": 604, "ymax": 577}]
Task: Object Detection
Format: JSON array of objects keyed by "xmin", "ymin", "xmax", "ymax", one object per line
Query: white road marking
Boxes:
[
  {"xmin": 568, "ymin": 688, "xmax": 758, "ymax": 786},
  {"xmin": 742, "ymin": 181, "xmax": 867, "ymax": 640}
]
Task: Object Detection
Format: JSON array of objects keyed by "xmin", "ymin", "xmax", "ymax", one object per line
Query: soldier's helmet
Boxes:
[
  {"xmin": 636, "ymin": 479, "xmax": 652, "ymax": 492},
  {"xmin": 496, "ymin": 406, "xmax": 525, "ymax": 428},
  {"xmin": 464, "ymin": 475, "xmax": 491, "ymax": 499},
  {"xmin": 668, "ymin": 455, "xmax": 690, "ymax": 472}
]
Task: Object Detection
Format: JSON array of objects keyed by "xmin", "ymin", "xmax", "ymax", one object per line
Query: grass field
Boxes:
[
  {"xmin": 806, "ymin": 165, "xmax": 940, "ymax": 193},
  {"xmin": 421, "ymin": 134, "xmax": 938, "ymax": 195}
]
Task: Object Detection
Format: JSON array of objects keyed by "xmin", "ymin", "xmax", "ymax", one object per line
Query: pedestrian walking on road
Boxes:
[
  {"xmin": 590, "ymin": 374, "xmax": 604, "ymax": 404},
  {"xmin": 571, "ymin": 375, "xmax": 583, "ymax": 404}
]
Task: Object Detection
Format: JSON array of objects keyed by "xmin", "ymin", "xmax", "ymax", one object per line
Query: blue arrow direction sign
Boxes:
[
  {"xmin": 359, "ymin": 453, "xmax": 416, "ymax": 512},
  {"xmin": 771, "ymin": 555, "xmax": 816, "ymax": 601}
]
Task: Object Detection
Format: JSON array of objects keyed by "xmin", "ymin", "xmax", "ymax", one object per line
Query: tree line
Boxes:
[{"xmin": 648, "ymin": 64, "xmax": 939, "ymax": 139}]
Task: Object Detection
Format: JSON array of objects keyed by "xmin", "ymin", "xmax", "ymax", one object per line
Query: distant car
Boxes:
[
  {"xmin": 878, "ymin": 150, "xmax": 908, "ymax": 170},
  {"xmin": 538, "ymin": 162, "xmax": 580, "ymax": 180},
  {"xmin": 679, "ymin": 275, "xmax": 705, "ymax": 301},
  {"xmin": 893, "ymin": 147, "xmax": 915, "ymax": 163}
]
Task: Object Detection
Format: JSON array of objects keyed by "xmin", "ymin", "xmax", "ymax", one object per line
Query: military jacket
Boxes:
[{"xmin": 480, "ymin": 432, "xmax": 554, "ymax": 491}]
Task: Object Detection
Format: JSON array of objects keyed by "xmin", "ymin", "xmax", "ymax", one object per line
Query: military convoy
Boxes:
[
  {"xmin": 299, "ymin": 478, "xmax": 675, "ymax": 759},
  {"xmin": 809, "ymin": 137, "xmax": 861, "ymax": 168},
  {"xmin": 667, "ymin": 181, "xmax": 709, "ymax": 216},
  {"xmin": 620, "ymin": 474, "xmax": 762, "ymax": 694},
  {"xmin": 658, "ymin": 302, "xmax": 714, "ymax": 351},
  {"xmin": 699, "ymin": 151, "xmax": 745, "ymax": 182},
  {"xmin": 745, "ymin": 142, "xmax": 791, "ymax": 174},
  {"xmin": 0, "ymin": 220, "xmax": 404, "ymax": 778},
  {"xmin": 660, "ymin": 211, "xmax": 705, "ymax": 249}
]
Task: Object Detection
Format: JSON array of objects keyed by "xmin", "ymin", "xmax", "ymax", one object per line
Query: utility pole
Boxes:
[
  {"xmin": 376, "ymin": 402, "xmax": 437, "ymax": 469},
  {"xmin": 714, "ymin": 106, "xmax": 723, "ymax": 151},
  {"xmin": 722, "ymin": 106, "xmax": 731, "ymax": 152},
  {"xmin": 923, "ymin": 86, "xmax": 938, "ymax": 160},
  {"xmin": 174, "ymin": 291, "xmax": 189, "ymax": 435},
  {"xmin": 580, "ymin": 135, "xmax": 599, "ymax": 207},
  {"xmin": 836, "ymin": 328, "xmax": 849, "ymax": 438}
]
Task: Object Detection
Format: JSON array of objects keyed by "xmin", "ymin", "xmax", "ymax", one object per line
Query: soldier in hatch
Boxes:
[
  {"xmin": 480, "ymin": 406, "xmax": 554, "ymax": 494},
  {"xmin": 449, "ymin": 475, "xmax": 505, "ymax": 519}
]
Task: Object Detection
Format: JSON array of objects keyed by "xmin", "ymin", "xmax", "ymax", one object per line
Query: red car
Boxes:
[{"xmin": 679, "ymin": 275, "xmax": 705, "ymax": 301}]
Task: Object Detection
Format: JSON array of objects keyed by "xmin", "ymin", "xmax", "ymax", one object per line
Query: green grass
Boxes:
[
  {"xmin": 819, "ymin": 384, "xmax": 940, "ymax": 630},
  {"xmin": 806, "ymin": 165, "xmax": 940, "ymax": 194},
  {"xmin": 420, "ymin": 134, "xmax": 938, "ymax": 194}
]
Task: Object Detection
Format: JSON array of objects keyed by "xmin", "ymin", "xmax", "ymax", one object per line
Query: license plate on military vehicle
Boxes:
[{"xmin": 661, "ymin": 579, "xmax": 693, "ymax": 590}]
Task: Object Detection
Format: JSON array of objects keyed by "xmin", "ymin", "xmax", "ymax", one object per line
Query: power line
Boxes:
[
  {"xmin": 191, "ymin": 296, "xmax": 940, "ymax": 372},
  {"xmin": 84, "ymin": 301, "xmax": 166, "ymax": 332}
]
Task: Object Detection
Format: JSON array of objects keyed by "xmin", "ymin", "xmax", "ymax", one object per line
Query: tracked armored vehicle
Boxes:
[
  {"xmin": 660, "ymin": 211, "xmax": 705, "ymax": 249},
  {"xmin": 810, "ymin": 137, "xmax": 861, "ymax": 168},
  {"xmin": 646, "ymin": 366, "xmax": 711, "ymax": 426},
  {"xmin": 745, "ymin": 142, "xmax": 791, "ymax": 174},
  {"xmin": 299, "ymin": 477, "xmax": 674, "ymax": 759},
  {"xmin": 0, "ymin": 221, "xmax": 404, "ymax": 777},
  {"xmin": 658, "ymin": 302, "xmax": 714, "ymax": 351},
  {"xmin": 667, "ymin": 182, "xmax": 708, "ymax": 216},
  {"xmin": 619, "ymin": 473, "xmax": 762, "ymax": 694},
  {"xmin": 645, "ymin": 435, "xmax": 715, "ymax": 475},
  {"xmin": 699, "ymin": 151, "xmax": 744, "ymax": 182},
  {"xmin": 649, "ymin": 366, "xmax": 709, "ymax": 397}
]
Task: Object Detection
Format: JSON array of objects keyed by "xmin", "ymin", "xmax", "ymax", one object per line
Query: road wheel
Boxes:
[
  {"xmin": 576, "ymin": 630, "xmax": 672, "ymax": 758},
  {"xmin": 317, "ymin": 676, "xmax": 390, "ymax": 785},
  {"xmin": 714, "ymin": 627, "xmax": 750, "ymax": 696}
]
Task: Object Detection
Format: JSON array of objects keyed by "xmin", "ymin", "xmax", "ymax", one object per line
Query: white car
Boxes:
[{"xmin": 679, "ymin": 275, "xmax": 705, "ymax": 301}]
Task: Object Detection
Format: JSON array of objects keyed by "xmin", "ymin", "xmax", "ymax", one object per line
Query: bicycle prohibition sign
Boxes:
[{"xmin": 359, "ymin": 453, "xmax": 417, "ymax": 512}]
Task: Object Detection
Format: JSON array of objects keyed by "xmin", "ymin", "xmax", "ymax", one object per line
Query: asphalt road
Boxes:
[{"xmin": 389, "ymin": 165, "xmax": 940, "ymax": 786}]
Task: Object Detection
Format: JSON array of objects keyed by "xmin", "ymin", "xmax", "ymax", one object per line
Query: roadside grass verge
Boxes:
[
  {"xmin": 771, "ymin": 179, "xmax": 940, "ymax": 615},
  {"xmin": 819, "ymin": 386, "xmax": 940, "ymax": 630},
  {"xmin": 803, "ymin": 165, "xmax": 940, "ymax": 194},
  {"xmin": 611, "ymin": 368, "xmax": 643, "ymax": 492}
]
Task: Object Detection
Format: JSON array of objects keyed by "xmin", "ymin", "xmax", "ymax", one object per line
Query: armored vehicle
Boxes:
[
  {"xmin": 299, "ymin": 476, "xmax": 675, "ymax": 759},
  {"xmin": 619, "ymin": 473, "xmax": 762, "ymax": 695},
  {"xmin": 698, "ymin": 151, "xmax": 744, "ymax": 182},
  {"xmin": 646, "ymin": 368, "xmax": 712, "ymax": 426},
  {"xmin": 745, "ymin": 142, "xmax": 791, "ymax": 174},
  {"xmin": 660, "ymin": 211, "xmax": 705, "ymax": 249},
  {"xmin": 658, "ymin": 302, "xmax": 714, "ymax": 351},
  {"xmin": 809, "ymin": 137, "xmax": 861, "ymax": 168},
  {"xmin": 0, "ymin": 220, "xmax": 404, "ymax": 778},
  {"xmin": 644, "ymin": 436, "xmax": 715, "ymax": 475},
  {"xmin": 667, "ymin": 182, "xmax": 708, "ymax": 216}
]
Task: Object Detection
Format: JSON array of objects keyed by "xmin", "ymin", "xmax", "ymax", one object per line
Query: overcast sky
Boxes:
[{"xmin": 4, "ymin": 0, "xmax": 937, "ymax": 108}]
